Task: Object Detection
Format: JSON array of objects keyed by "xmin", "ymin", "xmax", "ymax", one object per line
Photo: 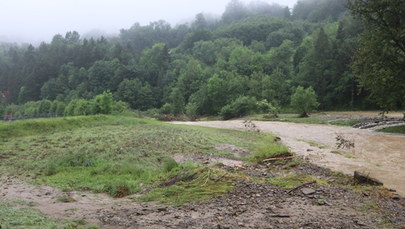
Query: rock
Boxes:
[
  {"xmin": 353, "ymin": 171, "xmax": 383, "ymax": 186},
  {"xmin": 157, "ymin": 207, "xmax": 167, "ymax": 212},
  {"xmin": 301, "ymin": 188, "xmax": 316, "ymax": 195}
]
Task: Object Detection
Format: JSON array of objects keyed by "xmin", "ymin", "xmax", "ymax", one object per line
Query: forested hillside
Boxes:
[{"xmin": 0, "ymin": 0, "xmax": 403, "ymax": 118}]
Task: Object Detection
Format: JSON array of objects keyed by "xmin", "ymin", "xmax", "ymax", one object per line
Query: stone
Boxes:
[{"xmin": 301, "ymin": 188, "xmax": 316, "ymax": 195}]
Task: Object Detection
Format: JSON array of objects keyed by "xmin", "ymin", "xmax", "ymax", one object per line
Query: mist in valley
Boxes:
[{"xmin": 0, "ymin": 0, "xmax": 298, "ymax": 44}]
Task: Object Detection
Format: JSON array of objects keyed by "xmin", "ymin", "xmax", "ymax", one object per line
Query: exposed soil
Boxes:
[
  {"xmin": 2, "ymin": 161, "xmax": 404, "ymax": 229},
  {"xmin": 172, "ymin": 119, "xmax": 405, "ymax": 196}
]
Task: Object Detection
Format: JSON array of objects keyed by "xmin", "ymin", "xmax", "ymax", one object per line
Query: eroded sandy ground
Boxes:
[{"xmin": 172, "ymin": 120, "xmax": 405, "ymax": 196}]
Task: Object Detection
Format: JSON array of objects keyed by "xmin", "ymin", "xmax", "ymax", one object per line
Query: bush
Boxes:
[
  {"xmin": 220, "ymin": 96, "xmax": 257, "ymax": 120},
  {"xmin": 103, "ymin": 181, "xmax": 131, "ymax": 198},
  {"xmin": 73, "ymin": 99, "xmax": 91, "ymax": 116},
  {"xmin": 38, "ymin": 100, "xmax": 52, "ymax": 114},
  {"xmin": 55, "ymin": 101, "xmax": 66, "ymax": 116},
  {"xmin": 160, "ymin": 103, "xmax": 174, "ymax": 115},
  {"xmin": 290, "ymin": 86, "xmax": 319, "ymax": 117},
  {"xmin": 162, "ymin": 157, "xmax": 179, "ymax": 172},
  {"xmin": 92, "ymin": 91, "xmax": 113, "ymax": 115},
  {"xmin": 185, "ymin": 102, "xmax": 198, "ymax": 121},
  {"xmin": 112, "ymin": 101, "xmax": 129, "ymax": 114}
]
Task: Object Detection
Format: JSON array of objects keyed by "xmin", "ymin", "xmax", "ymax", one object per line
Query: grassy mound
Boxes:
[{"xmin": 0, "ymin": 115, "xmax": 282, "ymax": 201}]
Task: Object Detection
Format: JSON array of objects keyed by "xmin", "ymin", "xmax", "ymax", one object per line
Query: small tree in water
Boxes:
[{"xmin": 290, "ymin": 86, "xmax": 319, "ymax": 117}]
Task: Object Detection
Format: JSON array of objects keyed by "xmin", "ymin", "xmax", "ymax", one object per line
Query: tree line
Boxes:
[{"xmin": 1, "ymin": 0, "xmax": 403, "ymax": 119}]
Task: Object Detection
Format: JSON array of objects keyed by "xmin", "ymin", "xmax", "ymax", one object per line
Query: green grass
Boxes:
[
  {"xmin": 0, "ymin": 200, "xmax": 96, "ymax": 229},
  {"xmin": 0, "ymin": 115, "xmax": 143, "ymax": 140},
  {"xmin": 139, "ymin": 167, "xmax": 234, "ymax": 206},
  {"xmin": 0, "ymin": 115, "xmax": 280, "ymax": 199},
  {"xmin": 377, "ymin": 125, "xmax": 405, "ymax": 134},
  {"xmin": 246, "ymin": 139, "xmax": 290, "ymax": 162},
  {"xmin": 246, "ymin": 113, "xmax": 361, "ymax": 126},
  {"xmin": 329, "ymin": 120, "xmax": 362, "ymax": 126}
]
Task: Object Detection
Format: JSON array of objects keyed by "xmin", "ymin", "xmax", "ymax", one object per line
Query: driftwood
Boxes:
[
  {"xmin": 263, "ymin": 156, "xmax": 294, "ymax": 162},
  {"xmin": 287, "ymin": 181, "xmax": 316, "ymax": 194},
  {"xmin": 234, "ymin": 164, "xmax": 246, "ymax": 170},
  {"xmin": 269, "ymin": 214, "xmax": 290, "ymax": 218}
]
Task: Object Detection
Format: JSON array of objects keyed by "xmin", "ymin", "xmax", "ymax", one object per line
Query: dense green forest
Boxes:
[{"xmin": 0, "ymin": 0, "xmax": 403, "ymax": 119}]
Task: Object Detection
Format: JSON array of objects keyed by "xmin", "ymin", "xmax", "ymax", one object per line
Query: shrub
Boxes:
[
  {"xmin": 290, "ymin": 86, "xmax": 319, "ymax": 117},
  {"xmin": 55, "ymin": 101, "xmax": 66, "ymax": 116},
  {"xmin": 162, "ymin": 157, "xmax": 179, "ymax": 172},
  {"xmin": 160, "ymin": 103, "xmax": 174, "ymax": 115},
  {"xmin": 103, "ymin": 181, "xmax": 131, "ymax": 198},
  {"xmin": 38, "ymin": 100, "xmax": 52, "ymax": 114},
  {"xmin": 220, "ymin": 96, "xmax": 257, "ymax": 120},
  {"xmin": 185, "ymin": 102, "xmax": 199, "ymax": 121},
  {"xmin": 112, "ymin": 101, "xmax": 129, "ymax": 114},
  {"xmin": 73, "ymin": 99, "xmax": 91, "ymax": 116},
  {"xmin": 92, "ymin": 91, "xmax": 113, "ymax": 115}
]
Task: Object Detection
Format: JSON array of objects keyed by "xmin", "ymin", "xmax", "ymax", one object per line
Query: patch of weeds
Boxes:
[
  {"xmin": 329, "ymin": 120, "xmax": 362, "ymax": 126},
  {"xmin": 268, "ymin": 174, "xmax": 328, "ymax": 189},
  {"xmin": 316, "ymin": 199, "xmax": 326, "ymax": 205},
  {"xmin": 162, "ymin": 157, "xmax": 178, "ymax": 172},
  {"xmin": 360, "ymin": 200, "xmax": 380, "ymax": 212},
  {"xmin": 376, "ymin": 217, "xmax": 394, "ymax": 228},
  {"xmin": 140, "ymin": 167, "xmax": 234, "ymax": 206},
  {"xmin": 57, "ymin": 195, "xmax": 76, "ymax": 203},
  {"xmin": 377, "ymin": 125, "xmax": 405, "ymax": 134},
  {"xmin": 103, "ymin": 180, "xmax": 131, "ymax": 198},
  {"xmin": 0, "ymin": 200, "xmax": 87, "ymax": 228},
  {"xmin": 282, "ymin": 158, "xmax": 302, "ymax": 168},
  {"xmin": 246, "ymin": 138, "xmax": 290, "ymax": 162}
]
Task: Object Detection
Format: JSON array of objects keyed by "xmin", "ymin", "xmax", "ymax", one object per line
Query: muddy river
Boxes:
[{"xmin": 172, "ymin": 120, "xmax": 405, "ymax": 196}]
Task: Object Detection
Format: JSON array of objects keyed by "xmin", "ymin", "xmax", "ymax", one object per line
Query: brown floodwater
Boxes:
[{"xmin": 172, "ymin": 120, "xmax": 405, "ymax": 196}]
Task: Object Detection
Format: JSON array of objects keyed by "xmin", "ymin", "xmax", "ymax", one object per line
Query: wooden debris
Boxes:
[
  {"xmin": 262, "ymin": 156, "xmax": 294, "ymax": 162},
  {"xmin": 234, "ymin": 164, "xmax": 246, "ymax": 170},
  {"xmin": 287, "ymin": 181, "xmax": 316, "ymax": 194},
  {"xmin": 269, "ymin": 214, "xmax": 290, "ymax": 218}
]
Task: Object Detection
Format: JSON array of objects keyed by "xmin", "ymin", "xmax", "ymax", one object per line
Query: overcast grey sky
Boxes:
[{"xmin": 0, "ymin": 0, "xmax": 298, "ymax": 44}]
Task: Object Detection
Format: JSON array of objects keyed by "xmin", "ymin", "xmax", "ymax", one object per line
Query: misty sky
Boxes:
[{"xmin": 0, "ymin": 0, "xmax": 298, "ymax": 44}]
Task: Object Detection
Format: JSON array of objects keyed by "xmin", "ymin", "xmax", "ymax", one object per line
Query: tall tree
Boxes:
[{"xmin": 348, "ymin": 0, "xmax": 405, "ymax": 110}]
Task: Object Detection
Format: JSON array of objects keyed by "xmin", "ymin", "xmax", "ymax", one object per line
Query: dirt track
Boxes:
[{"xmin": 172, "ymin": 120, "xmax": 405, "ymax": 196}]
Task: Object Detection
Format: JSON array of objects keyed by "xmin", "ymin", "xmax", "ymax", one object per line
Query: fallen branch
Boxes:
[
  {"xmin": 234, "ymin": 164, "xmax": 246, "ymax": 170},
  {"xmin": 263, "ymin": 156, "xmax": 294, "ymax": 162},
  {"xmin": 269, "ymin": 214, "xmax": 290, "ymax": 218},
  {"xmin": 287, "ymin": 181, "xmax": 316, "ymax": 194}
]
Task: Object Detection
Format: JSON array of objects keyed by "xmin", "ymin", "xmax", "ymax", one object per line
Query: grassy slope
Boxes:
[{"xmin": 0, "ymin": 115, "xmax": 285, "ymax": 199}]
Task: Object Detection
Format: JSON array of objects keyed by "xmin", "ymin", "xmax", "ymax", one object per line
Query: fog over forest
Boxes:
[
  {"xmin": 1, "ymin": 0, "xmax": 403, "ymax": 120},
  {"xmin": 0, "ymin": 0, "xmax": 297, "ymax": 43}
]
